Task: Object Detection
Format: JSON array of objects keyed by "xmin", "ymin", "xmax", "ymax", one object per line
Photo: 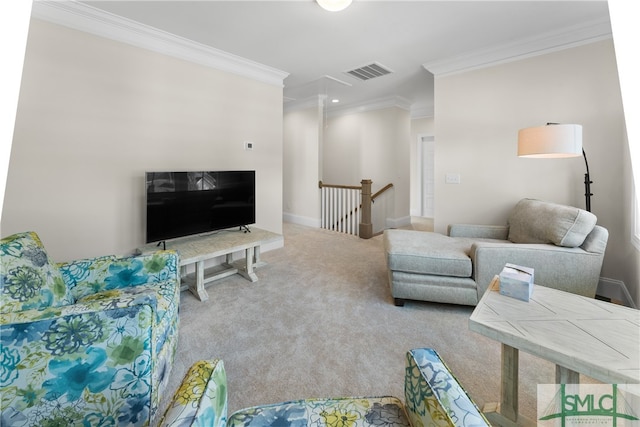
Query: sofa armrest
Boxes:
[
  {"xmin": 448, "ymin": 224, "xmax": 509, "ymax": 240},
  {"xmin": 58, "ymin": 250, "xmax": 179, "ymax": 301},
  {"xmin": 0, "ymin": 300, "xmax": 158, "ymax": 425},
  {"xmin": 581, "ymin": 225, "xmax": 608, "ymax": 254},
  {"xmin": 470, "ymin": 242, "xmax": 604, "ymax": 299},
  {"xmin": 159, "ymin": 359, "xmax": 228, "ymax": 427},
  {"xmin": 404, "ymin": 348, "xmax": 489, "ymax": 427},
  {"xmin": 1, "ymin": 289, "xmax": 158, "ymax": 326}
]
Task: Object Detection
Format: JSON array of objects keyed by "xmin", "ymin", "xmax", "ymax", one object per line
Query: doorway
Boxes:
[{"xmin": 417, "ymin": 134, "xmax": 435, "ymax": 218}]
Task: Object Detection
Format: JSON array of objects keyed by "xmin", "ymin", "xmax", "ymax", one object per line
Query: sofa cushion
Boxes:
[
  {"xmin": 77, "ymin": 278, "xmax": 179, "ymax": 354},
  {"xmin": 228, "ymin": 396, "xmax": 410, "ymax": 427},
  {"xmin": 0, "ymin": 231, "xmax": 74, "ymax": 313},
  {"xmin": 508, "ymin": 199, "xmax": 597, "ymax": 247},
  {"xmin": 384, "ymin": 230, "xmax": 474, "ymax": 277}
]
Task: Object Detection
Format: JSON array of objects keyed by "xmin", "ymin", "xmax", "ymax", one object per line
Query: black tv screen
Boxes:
[{"xmin": 145, "ymin": 171, "xmax": 255, "ymax": 243}]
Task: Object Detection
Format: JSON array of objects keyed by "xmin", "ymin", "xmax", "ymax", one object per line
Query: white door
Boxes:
[{"xmin": 419, "ymin": 135, "xmax": 435, "ymax": 218}]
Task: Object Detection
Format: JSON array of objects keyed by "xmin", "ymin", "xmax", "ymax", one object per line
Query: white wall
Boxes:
[
  {"xmin": 1, "ymin": 19, "xmax": 284, "ymax": 262},
  {"xmin": 323, "ymin": 107, "xmax": 411, "ymax": 230},
  {"xmin": 621, "ymin": 131, "xmax": 639, "ymax": 306},
  {"xmin": 433, "ymin": 39, "xmax": 631, "ymax": 298},
  {"xmin": 610, "ymin": 0, "xmax": 640, "ymax": 307},
  {"xmin": 283, "ymin": 103, "xmax": 322, "ymax": 227}
]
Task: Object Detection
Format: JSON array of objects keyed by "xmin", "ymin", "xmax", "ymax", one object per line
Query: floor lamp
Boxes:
[{"xmin": 517, "ymin": 123, "xmax": 592, "ymax": 212}]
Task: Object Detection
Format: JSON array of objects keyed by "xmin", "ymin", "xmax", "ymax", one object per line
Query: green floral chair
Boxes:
[
  {"xmin": 171, "ymin": 349, "xmax": 489, "ymax": 427},
  {"xmin": 1, "ymin": 231, "xmax": 181, "ymax": 426},
  {"xmin": 159, "ymin": 359, "xmax": 228, "ymax": 427}
]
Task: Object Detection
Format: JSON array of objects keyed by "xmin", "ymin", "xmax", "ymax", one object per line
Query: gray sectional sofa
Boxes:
[{"xmin": 384, "ymin": 198, "xmax": 609, "ymax": 306}]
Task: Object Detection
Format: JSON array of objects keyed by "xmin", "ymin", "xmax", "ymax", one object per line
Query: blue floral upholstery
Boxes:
[
  {"xmin": 1, "ymin": 231, "xmax": 180, "ymax": 426},
  {"xmin": 61, "ymin": 252, "xmax": 181, "ymax": 385},
  {"xmin": 0, "ymin": 232, "xmax": 74, "ymax": 312},
  {"xmin": 159, "ymin": 359, "xmax": 228, "ymax": 427},
  {"xmin": 228, "ymin": 396, "xmax": 410, "ymax": 427},
  {"xmin": 223, "ymin": 348, "xmax": 488, "ymax": 427},
  {"xmin": 404, "ymin": 348, "xmax": 489, "ymax": 427}
]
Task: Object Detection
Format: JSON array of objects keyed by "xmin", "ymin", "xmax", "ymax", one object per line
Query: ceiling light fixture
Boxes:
[{"xmin": 316, "ymin": 0, "xmax": 352, "ymax": 12}]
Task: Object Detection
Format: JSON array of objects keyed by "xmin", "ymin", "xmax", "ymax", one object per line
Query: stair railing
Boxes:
[
  {"xmin": 319, "ymin": 181, "xmax": 361, "ymax": 236},
  {"xmin": 319, "ymin": 180, "xmax": 393, "ymax": 239}
]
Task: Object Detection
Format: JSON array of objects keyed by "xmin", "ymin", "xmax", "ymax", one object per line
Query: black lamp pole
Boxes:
[
  {"xmin": 583, "ymin": 148, "xmax": 592, "ymax": 212},
  {"xmin": 536, "ymin": 123, "xmax": 592, "ymax": 211}
]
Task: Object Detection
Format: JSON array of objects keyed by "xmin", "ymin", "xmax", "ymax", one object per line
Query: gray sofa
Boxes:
[{"xmin": 384, "ymin": 198, "xmax": 609, "ymax": 306}]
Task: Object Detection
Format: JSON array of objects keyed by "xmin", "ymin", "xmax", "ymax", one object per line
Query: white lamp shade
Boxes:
[
  {"xmin": 316, "ymin": 0, "xmax": 352, "ymax": 12},
  {"xmin": 517, "ymin": 124, "xmax": 583, "ymax": 158}
]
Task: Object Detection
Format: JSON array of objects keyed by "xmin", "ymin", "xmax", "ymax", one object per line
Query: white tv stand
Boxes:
[{"xmin": 138, "ymin": 227, "xmax": 283, "ymax": 301}]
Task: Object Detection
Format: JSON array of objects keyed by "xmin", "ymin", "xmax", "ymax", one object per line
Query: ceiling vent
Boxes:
[{"xmin": 345, "ymin": 62, "xmax": 393, "ymax": 81}]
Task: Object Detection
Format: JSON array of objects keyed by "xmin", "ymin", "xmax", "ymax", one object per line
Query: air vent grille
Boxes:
[{"xmin": 345, "ymin": 62, "xmax": 393, "ymax": 81}]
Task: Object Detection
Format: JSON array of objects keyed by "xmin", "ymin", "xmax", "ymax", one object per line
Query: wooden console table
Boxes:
[
  {"xmin": 138, "ymin": 227, "xmax": 283, "ymax": 301},
  {"xmin": 469, "ymin": 276, "xmax": 640, "ymax": 427}
]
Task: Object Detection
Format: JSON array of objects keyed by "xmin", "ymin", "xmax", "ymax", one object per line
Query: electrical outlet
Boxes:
[
  {"xmin": 244, "ymin": 141, "xmax": 254, "ymax": 151},
  {"xmin": 445, "ymin": 173, "xmax": 461, "ymax": 184}
]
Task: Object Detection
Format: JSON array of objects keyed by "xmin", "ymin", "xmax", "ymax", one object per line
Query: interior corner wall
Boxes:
[
  {"xmin": 283, "ymin": 105, "xmax": 322, "ymax": 227},
  {"xmin": 323, "ymin": 107, "xmax": 411, "ymax": 231},
  {"xmin": 433, "ymin": 39, "xmax": 628, "ymax": 292},
  {"xmin": 1, "ymin": 19, "xmax": 284, "ymax": 261},
  {"xmin": 622, "ymin": 130, "xmax": 639, "ymax": 306}
]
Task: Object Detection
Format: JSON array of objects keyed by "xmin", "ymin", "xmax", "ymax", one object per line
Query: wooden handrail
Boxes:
[
  {"xmin": 319, "ymin": 181, "xmax": 393, "ymax": 197},
  {"xmin": 318, "ymin": 179, "xmax": 393, "ymax": 239},
  {"xmin": 372, "ymin": 183, "xmax": 393, "ymax": 201},
  {"xmin": 318, "ymin": 180, "xmax": 362, "ymax": 190}
]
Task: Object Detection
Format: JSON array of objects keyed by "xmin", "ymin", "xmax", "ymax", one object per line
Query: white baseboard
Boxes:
[
  {"xmin": 596, "ymin": 277, "xmax": 636, "ymax": 308},
  {"xmin": 283, "ymin": 212, "xmax": 321, "ymax": 228}
]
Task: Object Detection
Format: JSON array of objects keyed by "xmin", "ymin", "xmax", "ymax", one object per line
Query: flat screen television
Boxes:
[{"xmin": 145, "ymin": 170, "xmax": 255, "ymax": 243}]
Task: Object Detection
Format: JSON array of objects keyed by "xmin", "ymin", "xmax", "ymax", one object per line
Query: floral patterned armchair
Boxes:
[
  {"xmin": 0, "ymin": 231, "xmax": 182, "ymax": 426},
  {"xmin": 159, "ymin": 359, "xmax": 228, "ymax": 427},
  {"xmin": 172, "ymin": 349, "xmax": 489, "ymax": 427},
  {"xmin": 224, "ymin": 348, "xmax": 489, "ymax": 427}
]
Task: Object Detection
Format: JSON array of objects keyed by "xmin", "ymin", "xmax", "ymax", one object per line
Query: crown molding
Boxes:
[
  {"xmin": 285, "ymin": 95, "xmax": 410, "ymax": 116},
  {"xmin": 283, "ymin": 95, "xmax": 326, "ymax": 114},
  {"xmin": 423, "ymin": 18, "xmax": 612, "ymax": 77},
  {"xmin": 410, "ymin": 105, "xmax": 434, "ymax": 120},
  {"xmin": 285, "ymin": 95, "xmax": 432, "ymax": 121},
  {"xmin": 31, "ymin": 1, "xmax": 289, "ymax": 87}
]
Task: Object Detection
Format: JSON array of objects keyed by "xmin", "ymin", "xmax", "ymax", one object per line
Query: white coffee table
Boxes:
[
  {"xmin": 138, "ymin": 227, "xmax": 283, "ymax": 301},
  {"xmin": 469, "ymin": 276, "xmax": 640, "ymax": 427}
]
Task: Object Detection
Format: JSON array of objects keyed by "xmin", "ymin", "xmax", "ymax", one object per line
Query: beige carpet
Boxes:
[{"xmin": 161, "ymin": 222, "xmax": 561, "ymax": 421}]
